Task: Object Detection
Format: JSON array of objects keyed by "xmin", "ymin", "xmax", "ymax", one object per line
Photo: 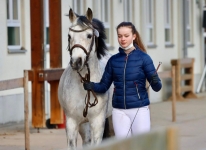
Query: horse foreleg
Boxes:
[
  {"xmin": 65, "ymin": 117, "xmax": 79, "ymax": 150},
  {"xmin": 90, "ymin": 114, "xmax": 105, "ymax": 145},
  {"xmin": 79, "ymin": 122, "xmax": 91, "ymax": 147}
]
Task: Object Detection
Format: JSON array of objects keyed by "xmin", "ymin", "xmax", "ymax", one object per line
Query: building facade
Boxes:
[{"xmin": 0, "ymin": 0, "xmax": 205, "ymax": 124}]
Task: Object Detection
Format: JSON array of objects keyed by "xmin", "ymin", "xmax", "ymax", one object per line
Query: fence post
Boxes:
[
  {"xmin": 49, "ymin": 0, "xmax": 63, "ymax": 125},
  {"xmin": 24, "ymin": 70, "xmax": 30, "ymax": 150},
  {"xmin": 171, "ymin": 65, "xmax": 176, "ymax": 122},
  {"xmin": 167, "ymin": 128, "xmax": 178, "ymax": 150},
  {"xmin": 158, "ymin": 69, "xmax": 176, "ymax": 122}
]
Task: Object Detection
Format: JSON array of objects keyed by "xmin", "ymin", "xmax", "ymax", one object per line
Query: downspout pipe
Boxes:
[
  {"xmin": 43, "ymin": 0, "xmax": 50, "ymax": 119},
  {"xmin": 182, "ymin": 0, "xmax": 188, "ymax": 58}
]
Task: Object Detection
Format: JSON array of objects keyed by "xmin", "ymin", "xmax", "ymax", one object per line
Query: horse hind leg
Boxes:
[
  {"xmin": 79, "ymin": 122, "xmax": 91, "ymax": 147},
  {"xmin": 103, "ymin": 116, "xmax": 115, "ymax": 139},
  {"xmin": 65, "ymin": 117, "xmax": 79, "ymax": 150},
  {"xmin": 102, "ymin": 118, "xmax": 110, "ymax": 139}
]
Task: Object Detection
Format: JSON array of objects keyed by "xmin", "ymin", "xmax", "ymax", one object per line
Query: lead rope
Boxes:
[
  {"xmin": 126, "ymin": 62, "xmax": 162, "ymax": 137},
  {"xmin": 77, "ymin": 63, "xmax": 98, "ymax": 117}
]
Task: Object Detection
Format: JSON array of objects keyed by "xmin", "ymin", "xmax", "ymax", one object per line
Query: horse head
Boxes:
[{"xmin": 67, "ymin": 8, "xmax": 108, "ymax": 71}]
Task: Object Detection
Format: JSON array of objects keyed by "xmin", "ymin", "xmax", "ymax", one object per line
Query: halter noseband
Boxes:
[
  {"xmin": 68, "ymin": 24, "xmax": 98, "ymax": 118},
  {"xmin": 69, "ymin": 26, "xmax": 96, "ymax": 69}
]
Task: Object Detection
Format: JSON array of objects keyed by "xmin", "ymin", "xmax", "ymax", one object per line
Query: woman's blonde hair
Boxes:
[{"xmin": 116, "ymin": 22, "xmax": 147, "ymax": 53}]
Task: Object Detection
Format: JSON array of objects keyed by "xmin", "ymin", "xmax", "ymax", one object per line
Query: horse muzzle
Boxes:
[{"xmin": 70, "ymin": 57, "xmax": 83, "ymax": 70}]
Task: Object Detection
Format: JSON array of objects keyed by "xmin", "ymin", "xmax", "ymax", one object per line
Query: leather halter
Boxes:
[{"xmin": 68, "ymin": 25, "xmax": 98, "ymax": 117}]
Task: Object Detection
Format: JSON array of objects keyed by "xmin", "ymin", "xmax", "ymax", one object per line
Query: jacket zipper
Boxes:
[
  {"xmin": 124, "ymin": 54, "xmax": 128, "ymax": 109},
  {"xmin": 134, "ymin": 82, "xmax": 141, "ymax": 99}
]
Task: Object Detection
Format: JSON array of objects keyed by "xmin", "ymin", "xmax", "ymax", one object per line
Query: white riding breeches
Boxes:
[{"xmin": 112, "ymin": 106, "xmax": 151, "ymax": 139}]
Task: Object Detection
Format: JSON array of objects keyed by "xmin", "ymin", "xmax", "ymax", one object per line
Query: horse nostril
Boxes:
[
  {"xmin": 71, "ymin": 57, "xmax": 82, "ymax": 70},
  {"xmin": 76, "ymin": 58, "xmax": 82, "ymax": 65},
  {"xmin": 76, "ymin": 57, "xmax": 82, "ymax": 68}
]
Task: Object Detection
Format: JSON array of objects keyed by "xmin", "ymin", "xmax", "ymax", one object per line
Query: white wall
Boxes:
[
  {"xmin": 0, "ymin": 0, "xmax": 31, "ymax": 96},
  {"xmin": 0, "ymin": 0, "xmax": 31, "ymax": 124},
  {"xmin": 61, "ymin": 0, "xmax": 73, "ymax": 68},
  {"xmin": 0, "ymin": 0, "xmax": 205, "ymax": 124}
]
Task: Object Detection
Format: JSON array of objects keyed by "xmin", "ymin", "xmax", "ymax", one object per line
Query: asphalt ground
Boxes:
[{"xmin": 0, "ymin": 92, "xmax": 206, "ymax": 150}]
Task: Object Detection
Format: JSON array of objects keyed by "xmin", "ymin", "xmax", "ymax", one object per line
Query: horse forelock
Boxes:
[{"xmin": 75, "ymin": 15, "xmax": 108, "ymax": 60}]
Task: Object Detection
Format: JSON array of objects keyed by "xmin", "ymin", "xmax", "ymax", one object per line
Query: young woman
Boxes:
[{"xmin": 83, "ymin": 22, "xmax": 162, "ymax": 138}]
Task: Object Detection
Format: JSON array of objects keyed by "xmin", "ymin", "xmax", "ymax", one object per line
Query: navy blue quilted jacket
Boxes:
[{"xmin": 93, "ymin": 45, "xmax": 162, "ymax": 109}]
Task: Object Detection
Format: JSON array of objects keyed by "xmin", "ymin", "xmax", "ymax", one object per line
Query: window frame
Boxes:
[
  {"xmin": 123, "ymin": 0, "xmax": 133, "ymax": 22},
  {"xmin": 7, "ymin": 0, "xmax": 22, "ymax": 50},
  {"xmin": 101, "ymin": 0, "xmax": 111, "ymax": 46},
  {"xmin": 73, "ymin": 0, "xmax": 84, "ymax": 15},
  {"xmin": 145, "ymin": 0, "xmax": 155, "ymax": 47},
  {"xmin": 44, "ymin": 0, "xmax": 50, "ymax": 50},
  {"xmin": 164, "ymin": 0, "xmax": 173, "ymax": 46},
  {"xmin": 185, "ymin": 0, "xmax": 193, "ymax": 45}
]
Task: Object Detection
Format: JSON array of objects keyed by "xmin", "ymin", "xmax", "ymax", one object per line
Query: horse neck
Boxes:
[{"xmin": 88, "ymin": 54, "xmax": 100, "ymax": 73}]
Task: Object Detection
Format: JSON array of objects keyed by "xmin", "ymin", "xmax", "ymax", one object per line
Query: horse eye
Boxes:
[{"xmin": 87, "ymin": 34, "xmax": 92, "ymax": 39}]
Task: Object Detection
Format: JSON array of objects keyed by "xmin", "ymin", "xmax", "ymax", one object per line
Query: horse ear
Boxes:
[
  {"xmin": 69, "ymin": 8, "xmax": 77, "ymax": 23},
  {"xmin": 86, "ymin": 8, "xmax": 93, "ymax": 22}
]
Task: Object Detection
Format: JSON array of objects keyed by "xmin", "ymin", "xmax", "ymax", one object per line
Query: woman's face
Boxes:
[{"xmin": 117, "ymin": 26, "xmax": 136, "ymax": 48}]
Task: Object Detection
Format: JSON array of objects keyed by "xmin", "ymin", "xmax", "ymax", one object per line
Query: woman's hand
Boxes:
[
  {"xmin": 83, "ymin": 82, "xmax": 94, "ymax": 90},
  {"xmin": 151, "ymin": 74, "xmax": 159, "ymax": 84}
]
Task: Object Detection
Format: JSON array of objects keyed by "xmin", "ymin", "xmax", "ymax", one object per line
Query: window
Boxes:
[
  {"xmin": 164, "ymin": 0, "xmax": 173, "ymax": 45},
  {"xmin": 73, "ymin": 0, "xmax": 84, "ymax": 15},
  {"xmin": 7, "ymin": 0, "xmax": 21, "ymax": 50},
  {"xmin": 145, "ymin": 0, "xmax": 155, "ymax": 46},
  {"xmin": 45, "ymin": 0, "xmax": 49, "ymax": 49},
  {"xmin": 124, "ymin": 0, "xmax": 133, "ymax": 22},
  {"xmin": 185, "ymin": 0, "xmax": 192, "ymax": 45},
  {"xmin": 101, "ymin": 0, "xmax": 111, "ymax": 45}
]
